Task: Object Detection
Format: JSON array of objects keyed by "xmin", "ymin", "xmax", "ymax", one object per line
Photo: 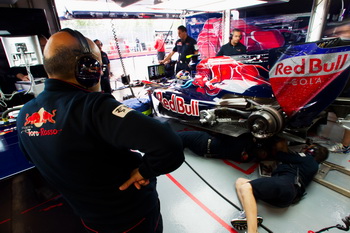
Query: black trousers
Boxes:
[
  {"xmin": 82, "ymin": 201, "xmax": 163, "ymax": 233},
  {"xmin": 175, "ymin": 62, "xmax": 191, "ymax": 74},
  {"xmin": 100, "ymin": 76, "xmax": 112, "ymax": 94}
]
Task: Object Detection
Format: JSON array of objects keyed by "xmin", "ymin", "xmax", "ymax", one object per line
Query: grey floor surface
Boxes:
[{"xmin": 156, "ymin": 117, "xmax": 350, "ymax": 233}]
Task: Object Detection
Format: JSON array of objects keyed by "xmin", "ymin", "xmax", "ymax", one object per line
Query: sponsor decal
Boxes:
[
  {"xmin": 112, "ymin": 105, "xmax": 134, "ymax": 118},
  {"xmin": 272, "ymin": 53, "xmax": 348, "ymax": 77},
  {"xmin": 269, "ymin": 51, "xmax": 350, "ymax": 116},
  {"xmin": 156, "ymin": 92, "xmax": 199, "ymax": 116},
  {"xmin": 21, "ymin": 107, "xmax": 62, "ymax": 137},
  {"xmin": 22, "ymin": 127, "xmax": 62, "ymax": 137},
  {"xmin": 24, "ymin": 108, "xmax": 57, "ymax": 128}
]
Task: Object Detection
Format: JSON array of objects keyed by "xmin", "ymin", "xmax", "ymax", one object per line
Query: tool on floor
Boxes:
[{"xmin": 313, "ymin": 161, "xmax": 350, "ymax": 198}]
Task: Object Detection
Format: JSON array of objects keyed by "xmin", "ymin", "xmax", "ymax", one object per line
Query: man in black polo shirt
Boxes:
[
  {"xmin": 216, "ymin": 29, "xmax": 247, "ymax": 56},
  {"xmin": 161, "ymin": 25, "xmax": 198, "ymax": 74},
  {"xmin": 94, "ymin": 39, "xmax": 112, "ymax": 94},
  {"xmin": 16, "ymin": 29, "xmax": 184, "ymax": 233}
]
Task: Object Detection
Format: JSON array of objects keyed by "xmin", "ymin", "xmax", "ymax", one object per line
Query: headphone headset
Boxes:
[
  {"xmin": 60, "ymin": 28, "xmax": 101, "ymax": 88},
  {"xmin": 229, "ymin": 30, "xmax": 243, "ymax": 41}
]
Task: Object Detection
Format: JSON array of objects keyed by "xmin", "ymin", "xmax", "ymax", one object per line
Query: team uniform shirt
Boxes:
[
  {"xmin": 100, "ymin": 51, "xmax": 110, "ymax": 77},
  {"xmin": 173, "ymin": 36, "xmax": 198, "ymax": 64},
  {"xmin": 250, "ymin": 151, "xmax": 319, "ymax": 207},
  {"xmin": 16, "ymin": 79, "xmax": 184, "ymax": 231},
  {"xmin": 216, "ymin": 42, "xmax": 247, "ymax": 56},
  {"xmin": 100, "ymin": 51, "xmax": 112, "ymax": 94}
]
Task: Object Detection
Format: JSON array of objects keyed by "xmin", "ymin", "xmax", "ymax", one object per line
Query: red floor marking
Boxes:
[
  {"xmin": 166, "ymin": 174, "xmax": 237, "ymax": 233},
  {"xmin": 222, "ymin": 160, "xmax": 259, "ymax": 175},
  {"xmin": 0, "ymin": 219, "xmax": 11, "ymax": 225},
  {"xmin": 21, "ymin": 194, "xmax": 62, "ymax": 214},
  {"xmin": 40, "ymin": 202, "xmax": 64, "ymax": 212}
]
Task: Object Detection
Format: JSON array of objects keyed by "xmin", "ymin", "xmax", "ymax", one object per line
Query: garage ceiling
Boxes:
[
  {"xmin": 112, "ymin": 0, "xmax": 289, "ymax": 11},
  {"xmin": 57, "ymin": 0, "xmax": 290, "ymax": 14}
]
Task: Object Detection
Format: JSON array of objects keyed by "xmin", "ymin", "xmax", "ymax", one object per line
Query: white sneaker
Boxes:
[
  {"xmin": 328, "ymin": 143, "xmax": 350, "ymax": 154},
  {"xmin": 231, "ymin": 211, "xmax": 263, "ymax": 231}
]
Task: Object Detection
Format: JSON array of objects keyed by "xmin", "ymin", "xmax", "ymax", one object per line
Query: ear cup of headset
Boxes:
[
  {"xmin": 229, "ymin": 34, "xmax": 233, "ymax": 40},
  {"xmin": 60, "ymin": 28, "xmax": 102, "ymax": 88},
  {"xmin": 76, "ymin": 55, "xmax": 102, "ymax": 88}
]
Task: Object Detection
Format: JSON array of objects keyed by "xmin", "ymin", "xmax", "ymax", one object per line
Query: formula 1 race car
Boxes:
[{"xmin": 146, "ymin": 37, "xmax": 350, "ymax": 142}]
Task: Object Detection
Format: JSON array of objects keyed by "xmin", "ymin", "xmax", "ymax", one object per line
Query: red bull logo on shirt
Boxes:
[
  {"xmin": 24, "ymin": 108, "xmax": 57, "ymax": 127},
  {"xmin": 22, "ymin": 108, "xmax": 62, "ymax": 137}
]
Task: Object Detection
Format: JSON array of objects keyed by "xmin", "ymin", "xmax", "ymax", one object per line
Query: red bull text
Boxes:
[
  {"xmin": 156, "ymin": 92, "xmax": 199, "ymax": 116},
  {"xmin": 272, "ymin": 53, "xmax": 349, "ymax": 77}
]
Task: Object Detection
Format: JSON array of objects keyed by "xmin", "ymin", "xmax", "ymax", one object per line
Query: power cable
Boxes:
[
  {"xmin": 184, "ymin": 160, "xmax": 274, "ymax": 233},
  {"xmin": 309, "ymin": 214, "xmax": 350, "ymax": 232}
]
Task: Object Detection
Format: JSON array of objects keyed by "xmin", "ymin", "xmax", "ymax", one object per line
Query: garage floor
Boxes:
[{"xmin": 0, "ymin": 113, "xmax": 349, "ymax": 233}]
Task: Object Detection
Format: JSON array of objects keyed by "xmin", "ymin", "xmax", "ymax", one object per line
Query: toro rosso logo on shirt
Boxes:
[{"xmin": 22, "ymin": 107, "xmax": 62, "ymax": 137}]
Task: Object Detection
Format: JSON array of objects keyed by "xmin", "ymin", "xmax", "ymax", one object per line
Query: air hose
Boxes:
[{"xmin": 308, "ymin": 214, "xmax": 350, "ymax": 233}]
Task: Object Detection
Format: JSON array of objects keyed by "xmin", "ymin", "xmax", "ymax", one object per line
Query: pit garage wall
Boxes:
[
  {"xmin": 186, "ymin": 12, "xmax": 310, "ymax": 59},
  {"xmin": 186, "ymin": 0, "xmax": 350, "ymax": 59}
]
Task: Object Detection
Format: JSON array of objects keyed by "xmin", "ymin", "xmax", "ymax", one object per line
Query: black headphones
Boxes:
[
  {"xmin": 60, "ymin": 28, "xmax": 101, "ymax": 88},
  {"xmin": 229, "ymin": 30, "xmax": 243, "ymax": 41}
]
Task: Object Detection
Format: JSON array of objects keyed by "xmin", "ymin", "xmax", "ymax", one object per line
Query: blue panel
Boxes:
[
  {"xmin": 0, "ymin": 121, "xmax": 34, "ymax": 180},
  {"xmin": 185, "ymin": 13, "xmax": 222, "ymax": 41}
]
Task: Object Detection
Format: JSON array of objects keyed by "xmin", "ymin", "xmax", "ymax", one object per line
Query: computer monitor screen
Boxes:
[
  {"xmin": 148, "ymin": 64, "xmax": 166, "ymax": 80},
  {"xmin": 0, "ymin": 35, "xmax": 43, "ymax": 68}
]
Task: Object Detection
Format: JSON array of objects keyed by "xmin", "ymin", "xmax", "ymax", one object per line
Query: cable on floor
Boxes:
[
  {"xmin": 308, "ymin": 214, "xmax": 350, "ymax": 233},
  {"xmin": 184, "ymin": 160, "xmax": 274, "ymax": 233}
]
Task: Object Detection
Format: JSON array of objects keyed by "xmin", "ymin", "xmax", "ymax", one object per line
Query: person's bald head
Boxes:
[{"xmin": 43, "ymin": 30, "xmax": 102, "ymax": 89}]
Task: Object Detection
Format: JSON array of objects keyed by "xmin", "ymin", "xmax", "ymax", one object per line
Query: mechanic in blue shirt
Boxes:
[
  {"xmin": 216, "ymin": 29, "xmax": 247, "ymax": 56},
  {"xmin": 161, "ymin": 25, "xmax": 198, "ymax": 74},
  {"xmin": 16, "ymin": 29, "xmax": 184, "ymax": 233}
]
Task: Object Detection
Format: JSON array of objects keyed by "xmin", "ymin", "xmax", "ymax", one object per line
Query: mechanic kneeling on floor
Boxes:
[{"xmin": 16, "ymin": 28, "xmax": 184, "ymax": 233}]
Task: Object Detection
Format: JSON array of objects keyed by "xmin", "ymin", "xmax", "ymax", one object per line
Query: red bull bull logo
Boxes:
[{"xmin": 24, "ymin": 108, "xmax": 57, "ymax": 127}]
